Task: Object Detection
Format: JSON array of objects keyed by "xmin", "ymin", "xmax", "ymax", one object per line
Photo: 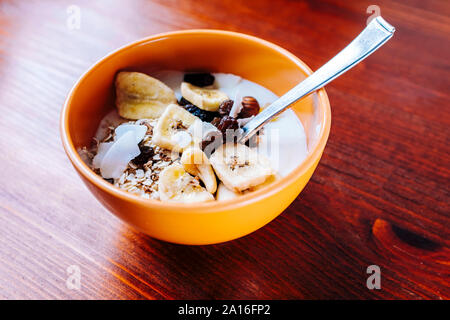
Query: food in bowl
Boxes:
[{"xmin": 79, "ymin": 70, "xmax": 308, "ymax": 203}]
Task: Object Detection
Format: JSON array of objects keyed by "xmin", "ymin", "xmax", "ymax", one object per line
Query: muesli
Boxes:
[{"xmin": 80, "ymin": 71, "xmax": 308, "ymax": 202}]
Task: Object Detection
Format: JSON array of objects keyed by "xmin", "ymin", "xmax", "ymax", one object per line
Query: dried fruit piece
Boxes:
[
  {"xmin": 92, "ymin": 142, "xmax": 114, "ymax": 169},
  {"xmin": 98, "ymin": 131, "xmax": 141, "ymax": 179},
  {"xmin": 201, "ymin": 136, "xmax": 216, "ymax": 151},
  {"xmin": 216, "ymin": 116, "xmax": 239, "ymax": 135},
  {"xmin": 152, "ymin": 104, "xmax": 197, "ymax": 152},
  {"xmin": 210, "ymin": 143, "xmax": 273, "ymax": 192},
  {"xmin": 93, "ymin": 124, "xmax": 148, "ymax": 179},
  {"xmin": 132, "ymin": 145, "xmax": 154, "ymax": 166},
  {"xmin": 115, "ymin": 72, "xmax": 177, "ymax": 119},
  {"xmin": 210, "ymin": 117, "xmax": 222, "ymax": 127},
  {"xmin": 183, "ymin": 104, "xmax": 219, "ymax": 122},
  {"xmin": 183, "ymin": 73, "xmax": 215, "ymax": 87},
  {"xmin": 215, "ymin": 116, "xmax": 242, "ymax": 144},
  {"xmin": 218, "ymin": 99, "xmax": 234, "ymax": 116},
  {"xmin": 238, "ymin": 96, "xmax": 260, "ymax": 118},
  {"xmin": 158, "ymin": 163, "xmax": 214, "ymax": 202},
  {"xmin": 178, "ymin": 97, "xmax": 191, "ymax": 106},
  {"xmin": 181, "ymin": 147, "xmax": 217, "ymax": 194},
  {"xmin": 115, "ymin": 124, "xmax": 147, "ymax": 143}
]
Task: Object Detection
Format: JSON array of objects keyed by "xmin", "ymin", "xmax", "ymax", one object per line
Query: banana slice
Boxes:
[
  {"xmin": 152, "ymin": 104, "xmax": 198, "ymax": 152},
  {"xmin": 180, "ymin": 82, "xmax": 228, "ymax": 112},
  {"xmin": 215, "ymin": 182, "xmax": 239, "ymax": 201},
  {"xmin": 181, "ymin": 147, "xmax": 217, "ymax": 194},
  {"xmin": 158, "ymin": 163, "xmax": 214, "ymax": 203},
  {"xmin": 215, "ymin": 175, "xmax": 279, "ymax": 201},
  {"xmin": 116, "ymin": 72, "xmax": 177, "ymax": 119},
  {"xmin": 210, "ymin": 143, "xmax": 274, "ymax": 192}
]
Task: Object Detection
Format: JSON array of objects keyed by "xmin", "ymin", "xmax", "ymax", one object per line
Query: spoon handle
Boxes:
[{"xmin": 240, "ymin": 16, "xmax": 395, "ymax": 143}]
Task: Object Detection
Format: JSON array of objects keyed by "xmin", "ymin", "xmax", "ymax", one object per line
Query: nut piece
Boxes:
[{"xmin": 238, "ymin": 96, "xmax": 260, "ymax": 118}]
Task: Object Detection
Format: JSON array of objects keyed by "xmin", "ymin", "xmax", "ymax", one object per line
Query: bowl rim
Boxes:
[{"xmin": 60, "ymin": 29, "xmax": 331, "ymax": 213}]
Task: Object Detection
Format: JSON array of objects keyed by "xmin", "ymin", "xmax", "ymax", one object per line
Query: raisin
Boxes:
[
  {"xmin": 238, "ymin": 96, "xmax": 260, "ymax": 118},
  {"xmin": 216, "ymin": 116, "xmax": 239, "ymax": 141},
  {"xmin": 201, "ymin": 134, "xmax": 223, "ymax": 157},
  {"xmin": 132, "ymin": 145, "xmax": 154, "ymax": 166},
  {"xmin": 178, "ymin": 97, "xmax": 191, "ymax": 106},
  {"xmin": 183, "ymin": 73, "xmax": 215, "ymax": 87},
  {"xmin": 183, "ymin": 104, "xmax": 219, "ymax": 122},
  {"xmin": 219, "ymin": 99, "xmax": 234, "ymax": 116},
  {"xmin": 210, "ymin": 116, "xmax": 222, "ymax": 127},
  {"xmin": 201, "ymin": 135, "xmax": 216, "ymax": 151}
]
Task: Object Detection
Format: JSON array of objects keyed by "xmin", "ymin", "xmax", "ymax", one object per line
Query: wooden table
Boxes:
[{"xmin": 0, "ymin": 0, "xmax": 448, "ymax": 300}]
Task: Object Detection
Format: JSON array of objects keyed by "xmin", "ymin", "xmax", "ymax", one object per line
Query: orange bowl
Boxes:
[{"xmin": 60, "ymin": 30, "xmax": 331, "ymax": 245}]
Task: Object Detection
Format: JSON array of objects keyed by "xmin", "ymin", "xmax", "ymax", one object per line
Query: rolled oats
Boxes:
[{"xmin": 89, "ymin": 118, "xmax": 180, "ymax": 200}]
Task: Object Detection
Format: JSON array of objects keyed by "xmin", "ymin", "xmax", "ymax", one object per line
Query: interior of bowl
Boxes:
[{"xmin": 63, "ymin": 30, "xmax": 329, "ymax": 205}]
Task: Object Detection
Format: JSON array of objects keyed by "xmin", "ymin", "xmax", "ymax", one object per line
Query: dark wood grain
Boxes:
[{"xmin": 0, "ymin": 0, "xmax": 448, "ymax": 299}]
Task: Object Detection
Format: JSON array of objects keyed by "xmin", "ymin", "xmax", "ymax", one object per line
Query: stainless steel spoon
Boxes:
[{"xmin": 239, "ymin": 16, "xmax": 395, "ymax": 143}]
